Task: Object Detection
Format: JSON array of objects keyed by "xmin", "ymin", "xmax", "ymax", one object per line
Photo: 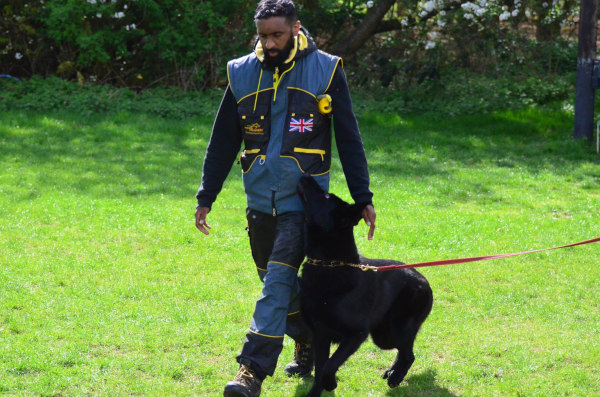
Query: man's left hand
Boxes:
[{"xmin": 361, "ymin": 204, "xmax": 376, "ymax": 240}]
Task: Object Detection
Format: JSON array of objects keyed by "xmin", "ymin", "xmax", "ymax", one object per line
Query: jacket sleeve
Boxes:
[
  {"xmin": 196, "ymin": 85, "xmax": 242, "ymax": 209},
  {"xmin": 328, "ymin": 65, "xmax": 374, "ymax": 208}
]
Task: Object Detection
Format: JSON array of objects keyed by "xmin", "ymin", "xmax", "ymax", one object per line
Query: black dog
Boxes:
[{"xmin": 297, "ymin": 176, "xmax": 433, "ymax": 397}]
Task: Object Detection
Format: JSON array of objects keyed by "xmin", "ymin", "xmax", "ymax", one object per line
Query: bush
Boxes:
[
  {"xmin": 351, "ymin": 70, "xmax": 575, "ymax": 118},
  {"xmin": 0, "ymin": 75, "xmax": 222, "ymax": 119},
  {"xmin": 1, "ymin": 0, "xmax": 256, "ymax": 89},
  {"xmin": 0, "ymin": 70, "xmax": 575, "ymax": 121}
]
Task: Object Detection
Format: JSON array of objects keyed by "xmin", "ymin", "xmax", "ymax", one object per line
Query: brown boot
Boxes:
[
  {"xmin": 223, "ymin": 364, "xmax": 262, "ymax": 397},
  {"xmin": 284, "ymin": 342, "xmax": 314, "ymax": 377}
]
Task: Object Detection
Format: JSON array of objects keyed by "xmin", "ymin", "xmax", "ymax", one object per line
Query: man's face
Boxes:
[{"xmin": 256, "ymin": 16, "xmax": 300, "ymax": 67}]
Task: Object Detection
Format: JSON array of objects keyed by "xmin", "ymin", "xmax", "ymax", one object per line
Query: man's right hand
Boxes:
[{"xmin": 195, "ymin": 206, "xmax": 211, "ymax": 235}]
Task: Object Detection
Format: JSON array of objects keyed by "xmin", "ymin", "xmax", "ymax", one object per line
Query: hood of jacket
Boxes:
[{"xmin": 253, "ymin": 26, "xmax": 317, "ymax": 68}]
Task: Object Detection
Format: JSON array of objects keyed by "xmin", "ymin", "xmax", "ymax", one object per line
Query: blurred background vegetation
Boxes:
[{"xmin": 0, "ymin": 0, "xmax": 580, "ymax": 114}]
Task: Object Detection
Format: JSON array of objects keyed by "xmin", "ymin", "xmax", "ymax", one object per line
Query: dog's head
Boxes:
[{"xmin": 297, "ymin": 176, "xmax": 362, "ymax": 233}]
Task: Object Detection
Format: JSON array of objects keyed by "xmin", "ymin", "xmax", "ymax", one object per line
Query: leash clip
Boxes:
[{"xmin": 359, "ymin": 264, "xmax": 374, "ymax": 272}]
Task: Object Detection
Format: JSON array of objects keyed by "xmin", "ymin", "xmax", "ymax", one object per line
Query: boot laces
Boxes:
[
  {"xmin": 294, "ymin": 342, "xmax": 312, "ymax": 365},
  {"xmin": 234, "ymin": 364, "xmax": 256, "ymax": 385}
]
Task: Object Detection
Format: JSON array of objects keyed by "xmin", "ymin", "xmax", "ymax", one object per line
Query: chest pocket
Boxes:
[
  {"xmin": 237, "ymin": 91, "xmax": 272, "ymax": 173},
  {"xmin": 281, "ymin": 88, "xmax": 331, "ymax": 176}
]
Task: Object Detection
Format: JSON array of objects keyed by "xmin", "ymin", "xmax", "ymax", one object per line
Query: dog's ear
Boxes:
[{"xmin": 346, "ymin": 203, "xmax": 363, "ymax": 226}]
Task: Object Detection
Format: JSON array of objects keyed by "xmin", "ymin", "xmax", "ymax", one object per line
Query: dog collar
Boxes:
[{"xmin": 305, "ymin": 258, "xmax": 378, "ymax": 272}]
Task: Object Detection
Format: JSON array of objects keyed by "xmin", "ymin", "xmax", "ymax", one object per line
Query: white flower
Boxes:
[
  {"xmin": 401, "ymin": 18, "xmax": 409, "ymax": 26},
  {"xmin": 15, "ymin": 52, "xmax": 23, "ymax": 60},
  {"xmin": 114, "ymin": 11, "xmax": 125, "ymax": 18},
  {"xmin": 437, "ymin": 19, "xmax": 446, "ymax": 27},
  {"xmin": 424, "ymin": 1, "xmax": 436, "ymax": 12},
  {"xmin": 87, "ymin": 0, "xmax": 96, "ymax": 4},
  {"xmin": 542, "ymin": 2, "xmax": 548, "ymax": 7},
  {"xmin": 512, "ymin": 9, "xmax": 518, "ymax": 17},
  {"xmin": 525, "ymin": 10, "xmax": 531, "ymax": 17},
  {"xmin": 425, "ymin": 41, "xmax": 436, "ymax": 50},
  {"xmin": 366, "ymin": 1, "xmax": 374, "ymax": 8},
  {"xmin": 461, "ymin": 2, "xmax": 478, "ymax": 12},
  {"xmin": 464, "ymin": 13, "xmax": 474, "ymax": 20},
  {"xmin": 428, "ymin": 31, "xmax": 439, "ymax": 39},
  {"xmin": 499, "ymin": 11, "xmax": 511, "ymax": 21}
]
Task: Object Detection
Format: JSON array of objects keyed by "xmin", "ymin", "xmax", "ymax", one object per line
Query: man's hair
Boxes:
[{"xmin": 254, "ymin": 0, "xmax": 297, "ymax": 25}]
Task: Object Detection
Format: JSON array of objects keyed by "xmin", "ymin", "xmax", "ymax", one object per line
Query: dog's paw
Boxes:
[
  {"xmin": 322, "ymin": 374, "xmax": 338, "ymax": 391},
  {"xmin": 385, "ymin": 369, "xmax": 407, "ymax": 388},
  {"xmin": 382, "ymin": 369, "xmax": 392, "ymax": 379}
]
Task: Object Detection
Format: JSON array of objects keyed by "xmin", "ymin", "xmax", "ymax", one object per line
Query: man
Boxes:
[{"xmin": 195, "ymin": 1, "xmax": 376, "ymax": 396}]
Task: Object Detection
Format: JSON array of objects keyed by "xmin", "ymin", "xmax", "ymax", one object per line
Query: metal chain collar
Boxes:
[{"xmin": 305, "ymin": 257, "xmax": 378, "ymax": 272}]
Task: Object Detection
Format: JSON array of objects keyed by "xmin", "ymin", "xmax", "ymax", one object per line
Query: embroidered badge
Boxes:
[
  {"xmin": 289, "ymin": 117, "xmax": 313, "ymax": 133},
  {"xmin": 244, "ymin": 123, "xmax": 264, "ymax": 134}
]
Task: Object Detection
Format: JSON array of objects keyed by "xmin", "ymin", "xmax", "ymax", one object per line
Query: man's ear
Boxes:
[{"xmin": 293, "ymin": 20, "xmax": 300, "ymax": 36}]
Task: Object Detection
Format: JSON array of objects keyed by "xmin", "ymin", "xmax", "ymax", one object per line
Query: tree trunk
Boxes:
[
  {"xmin": 573, "ymin": 0, "xmax": 598, "ymax": 141},
  {"xmin": 332, "ymin": 0, "xmax": 397, "ymax": 58}
]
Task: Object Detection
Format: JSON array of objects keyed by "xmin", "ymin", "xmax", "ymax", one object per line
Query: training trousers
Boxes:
[{"xmin": 236, "ymin": 209, "xmax": 312, "ymax": 379}]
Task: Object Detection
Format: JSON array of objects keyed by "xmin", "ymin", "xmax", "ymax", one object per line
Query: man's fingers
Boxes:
[
  {"xmin": 197, "ymin": 224, "xmax": 210, "ymax": 235},
  {"xmin": 362, "ymin": 205, "xmax": 376, "ymax": 240},
  {"xmin": 195, "ymin": 207, "xmax": 211, "ymax": 235},
  {"xmin": 367, "ymin": 222, "xmax": 375, "ymax": 240}
]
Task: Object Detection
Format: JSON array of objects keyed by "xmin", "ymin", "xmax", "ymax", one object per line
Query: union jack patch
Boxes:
[{"xmin": 289, "ymin": 117, "xmax": 313, "ymax": 133}]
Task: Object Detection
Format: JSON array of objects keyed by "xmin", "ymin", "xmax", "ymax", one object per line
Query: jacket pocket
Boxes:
[
  {"xmin": 238, "ymin": 105, "xmax": 270, "ymax": 145},
  {"xmin": 281, "ymin": 110, "xmax": 331, "ymax": 175},
  {"xmin": 289, "ymin": 147, "xmax": 327, "ymax": 175},
  {"xmin": 240, "ymin": 149, "xmax": 266, "ymax": 174}
]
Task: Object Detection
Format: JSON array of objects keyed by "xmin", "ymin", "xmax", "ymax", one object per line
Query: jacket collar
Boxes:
[{"xmin": 254, "ymin": 27, "xmax": 316, "ymax": 68}]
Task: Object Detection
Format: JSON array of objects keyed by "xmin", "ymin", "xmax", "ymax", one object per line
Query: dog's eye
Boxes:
[{"xmin": 324, "ymin": 194, "xmax": 330, "ymax": 199}]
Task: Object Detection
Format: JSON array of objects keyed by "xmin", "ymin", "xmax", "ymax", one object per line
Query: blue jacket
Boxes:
[{"xmin": 197, "ymin": 28, "xmax": 372, "ymax": 215}]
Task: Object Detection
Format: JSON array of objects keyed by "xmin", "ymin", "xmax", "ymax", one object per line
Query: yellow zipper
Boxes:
[
  {"xmin": 294, "ymin": 148, "xmax": 326, "ymax": 161},
  {"xmin": 272, "ymin": 62, "xmax": 295, "ymax": 103}
]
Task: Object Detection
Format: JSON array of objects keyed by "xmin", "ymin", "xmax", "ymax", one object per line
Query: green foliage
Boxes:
[
  {"xmin": 1, "ymin": 0, "xmax": 256, "ymax": 88},
  {"xmin": 0, "ymin": 68, "xmax": 575, "ymax": 119},
  {"xmin": 0, "ymin": 75, "xmax": 221, "ymax": 119},
  {"xmin": 1, "ymin": 0, "xmax": 582, "ymax": 91},
  {"xmin": 350, "ymin": 70, "xmax": 574, "ymax": 117}
]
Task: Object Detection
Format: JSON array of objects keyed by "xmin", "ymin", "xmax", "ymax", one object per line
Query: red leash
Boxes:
[{"xmin": 376, "ymin": 236, "xmax": 600, "ymax": 272}]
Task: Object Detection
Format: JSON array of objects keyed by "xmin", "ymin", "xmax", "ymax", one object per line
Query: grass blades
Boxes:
[{"xmin": 1, "ymin": 104, "xmax": 599, "ymax": 396}]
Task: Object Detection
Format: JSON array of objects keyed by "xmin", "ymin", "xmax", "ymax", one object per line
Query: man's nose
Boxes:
[{"xmin": 264, "ymin": 38, "xmax": 275, "ymax": 50}]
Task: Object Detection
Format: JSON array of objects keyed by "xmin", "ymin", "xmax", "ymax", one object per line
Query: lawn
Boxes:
[{"xmin": 1, "ymin": 102, "xmax": 599, "ymax": 396}]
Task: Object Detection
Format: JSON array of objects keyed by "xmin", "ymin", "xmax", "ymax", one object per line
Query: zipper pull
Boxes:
[{"xmin": 273, "ymin": 67, "xmax": 280, "ymax": 103}]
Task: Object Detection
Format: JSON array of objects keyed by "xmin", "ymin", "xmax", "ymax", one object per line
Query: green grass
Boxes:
[{"xmin": 1, "ymin": 102, "xmax": 599, "ymax": 396}]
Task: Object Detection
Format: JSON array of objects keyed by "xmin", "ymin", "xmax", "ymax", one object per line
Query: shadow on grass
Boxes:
[
  {"xmin": 1, "ymin": 106, "xmax": 597, "ymax": 204},
  {"xmin": 386, "ymin": 369, "xmax": 456, "ymax": 396},
  {"xmin": 0, "ymin": 110, "xmax": 219, "ymax": 201},
  {"xmin": 290, "ymin": 369, "xmax": 454, "ymax": 396},
  {"xmin": 362, "ymin": 108, "xmax": 596, "ymax": 180}
]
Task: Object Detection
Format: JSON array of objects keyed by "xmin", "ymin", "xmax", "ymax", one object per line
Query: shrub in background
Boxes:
[{"xmin": 1, "ymin": 0, "xmax": 255, "ymax": 89}]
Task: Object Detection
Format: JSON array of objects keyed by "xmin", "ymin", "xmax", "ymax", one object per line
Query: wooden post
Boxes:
[{"xmin": 574, "ymin": 0, "xmax": 599, "ymax": 141}]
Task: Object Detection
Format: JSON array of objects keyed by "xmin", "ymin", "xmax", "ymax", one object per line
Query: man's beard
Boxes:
[{"xmin": 263, "ymin": 34, "xmax": 295, "ymax": 67}]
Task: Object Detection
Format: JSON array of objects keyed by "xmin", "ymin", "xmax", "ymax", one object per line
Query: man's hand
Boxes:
[
  {"xmin": 195, "ymin": 206, "xmax": 212, "ymax": 235},
  {"xmin": 361, "ymin": 204, "xmax": 376, "ymax": 240}
]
